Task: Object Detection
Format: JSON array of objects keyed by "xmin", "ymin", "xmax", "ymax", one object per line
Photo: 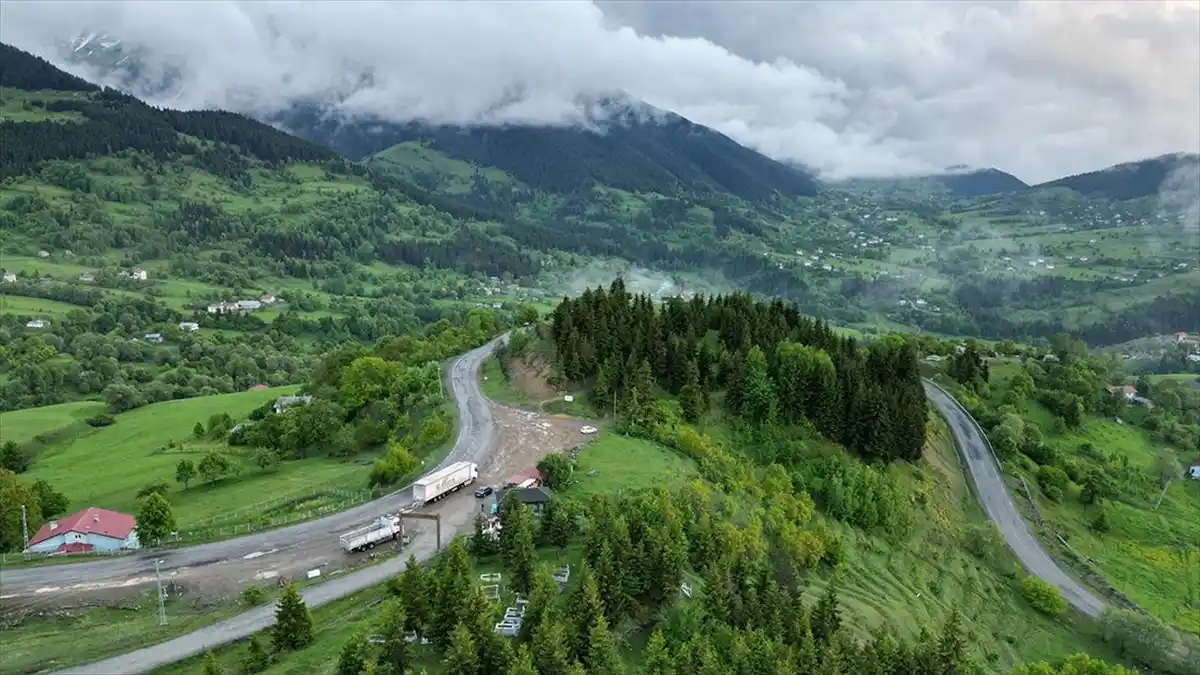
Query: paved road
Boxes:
[
  {"xmin": 923, "ymin": 379, "xmax": 1106, "ymax": 618},
  {"xmin": 36, "ymin": 336, "xmax": 504, "ymax": 675}
]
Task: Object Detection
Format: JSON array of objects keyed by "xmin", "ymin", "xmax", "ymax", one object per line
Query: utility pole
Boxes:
[
  {"xmin": 20, "ymin": 504, "xmax": 28, "ymax": 549},
  {"xmin": 155, "ymin": 559, "xmax": 168, "ymax": 626}
]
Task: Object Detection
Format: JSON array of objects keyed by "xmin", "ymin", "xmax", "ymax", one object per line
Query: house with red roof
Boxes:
[{"xmin": 24, "ymin": 507, "xmax": 139, "ymax": 555}]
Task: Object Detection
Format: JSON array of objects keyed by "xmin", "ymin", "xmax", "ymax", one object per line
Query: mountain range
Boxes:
[{"xmin": 47, "ymin": 32, "xmax": 1197, "ymax": 202}]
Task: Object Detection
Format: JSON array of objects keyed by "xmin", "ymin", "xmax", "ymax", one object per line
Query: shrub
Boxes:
[
  {"xmin": 1099, "ymin": 608, "xmax": 1200, "ymax": 675},
  {"xmin": 1090, "ymin": 506, "xmax": 1111, "ymax": 533},
  {"xmin": 1020, "ymin": 576, "xmax": 1067, "ymax": 616},
  {"xmin": 241, "ymin": 584, "xmax": 266, "ymax": 606},
  {"xmin": 964, "ymin": 522, "xmax": 1004, "ymax": 563},
  {"xmin": 86, "ymin": 413, "xmax": 115, "ymax": 427},
  {"xmin": 1043, "ymin": 485, "xmax": 1064, "ymax": 502}
]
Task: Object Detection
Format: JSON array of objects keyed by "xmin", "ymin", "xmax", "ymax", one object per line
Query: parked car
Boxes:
[
  {"xmin": 580, "ymin": 425, "xmax": 598, "ymax": 435},
  {"xmin": 475, "ymin": 485, "xmax": 494, "ymax": 498}
]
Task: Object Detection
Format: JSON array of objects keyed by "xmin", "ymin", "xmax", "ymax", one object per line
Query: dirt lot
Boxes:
[
  {"xmin": 479, "ymin": 404, "xmax": 597, "ymax": 485},
  {"xmin": 506, "ymin": 355, "xmax": 559, "ymax": 400}
]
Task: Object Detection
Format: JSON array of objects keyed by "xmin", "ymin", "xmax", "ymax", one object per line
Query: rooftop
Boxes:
[{"xmin": 27, "ymin": 507, "xmax": 136, "ymax": 547}]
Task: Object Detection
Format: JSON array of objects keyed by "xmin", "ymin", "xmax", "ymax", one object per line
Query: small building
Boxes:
[
  {"xmin": 143, "ymin": 332, "xmax": 164, "ymax": 344},
  {"xmin": 207, "ymin": 301, "xmax": 243, "ymax": 315},
  {"xmin": 273, "ymin": 394, "xmax": 313, "ymax": 414},
  {"xmin": 260, "ymin": 294, "xmax": 277, "ymax": 304},
  {"xmin": 25, "ymin": 318, "xmax": 49, "ymax": 329},
  {"xmin": 121, "ymin": 268, "xmax": 148, "ymax": 281},
  {"xmin": 1176, "ymin": 332, "xmax": 1189, "ymax": 344},
  {"xmin": 1106, "ymin": 384, "xmax": 1137, "ymax": 402},
  {"xmin": 237, "ymin": 299, "xmax": 263, "ymax": 311},
  {"xmin": 37, "ymin": 250, "xmax": 50, "ymax": 258},
  {"xmin": 179, "ymin": 321, "xmax": 200, "ymax": 332},
  {"xmin": 24, "ymin": 507, "xmax": 139, "ymax": 554},
  {"xmin": 1189, "ymin": 460, "xmax": 1200, "ymax": 481},
  {"xmin": 78, "ymin": 272, "xmax": 95, "ymax": 283},
  {"xmin": 2, "ymin": 272, "xmax": 16, "ymax": 283},
  {"xmin": 505, "ymin": 486, "xmax": 554, "ymax": 514}
]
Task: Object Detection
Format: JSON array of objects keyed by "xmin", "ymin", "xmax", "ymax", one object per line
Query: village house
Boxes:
[
  {"xmin": 237, "ymin": 299, "xmax": 263, "ymax": 311},
  {"xmin": 260, "ymin": 294, "xmax": 277, "ymax": 304},
  {"xmin": 207, "ymin": 301, "xmax": 243, "ymax": 315},
  {"xmin": 143, "ymin": 332, "xmax": 164, "ymax": 344},
  {"xmin": 119, "ymin": 268, "xmax": 148, "ymax": 281},
  {"xmin": 25, "ymin": 318, "xmax": 49, "ymax": 329},
  {"xmin": 24, "ymin": 507, "xmax": 140, "ymax": 555},
  {"xmin": 78, "ymin": 272, "xmax": 95, "ymax": 283},
  {"xmin": 37, "ymin": 250, "xmax": 49, "ymax": 258},
  {"xmin": 2, "ymin": 272, "xmax": 16, "ymax": 283},
  {"xmin": 1176, "ymin": 332, "xmax": 1189, "ymax": 344},
  {"xmin": 504, "ymin": 486, "xmax": 554, "ymax": 514},
  {"xmin": 179, "ymin": 321, "xmax": 200, "ymax": 332},
  {"xmin": 1106, "ymin": 384, "xmax": 1153, "ymax": 408},
  {"xmin": 273, "ymin": 394, "xmax": 313, "ymax": 414}
]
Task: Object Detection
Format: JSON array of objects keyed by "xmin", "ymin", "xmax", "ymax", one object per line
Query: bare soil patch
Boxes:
[
  {"xmin": 479, "ymin": 404, "xmax": 600, "ymax": 486},
  {"xmin": 505, "ymin": 355, "xmax": 559, "ymax": 400}
]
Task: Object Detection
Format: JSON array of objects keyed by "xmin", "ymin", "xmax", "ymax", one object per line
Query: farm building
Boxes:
[
  {"xmin": 505, "ymin": 467, "xmax": 542, "ymax": 489},
  {"xmin": 505, "ymin": 486, "xmax": 554, "ymax": 514},
  {"xmin": 24, "ymin": 507, "xmax": 139, "ymax": 554}
]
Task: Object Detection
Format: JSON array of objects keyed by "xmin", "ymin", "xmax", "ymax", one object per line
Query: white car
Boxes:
[{"xmin": 579, "ymin": 425, "xmax": 598, "ymax": 435}]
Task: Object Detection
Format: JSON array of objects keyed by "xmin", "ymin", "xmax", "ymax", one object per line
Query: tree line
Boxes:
[{"xmin": 548, "ymin": 280, "xmax": 927, "ymax": 462}]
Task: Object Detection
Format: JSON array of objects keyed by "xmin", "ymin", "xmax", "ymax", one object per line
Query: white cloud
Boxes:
[{"xmin": 2, "ymin": 0, "xmax": 1197, "ymax": 182}]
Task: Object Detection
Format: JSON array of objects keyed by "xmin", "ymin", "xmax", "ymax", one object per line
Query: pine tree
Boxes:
[
  {"xmin": 499, "ymin": 497, "xmax": 537, "ymax": 595},
  {"xmin": 443, "ymin": 623, "xmax": 479, "ymax": 675},
  {"xmin": 375, "ymin": 598, "xmax": 411, "ymax": 675},
  {"xmin": 336, "ymin": 630, "xmax": 368, "ymax": 675},
  {"xmin": 679, "ymin": 359, "xmax": 705, "ymax": 423},
  {"xmin": 273, "ymin": 584, "xmax": 314, "ymax": 652},
  {"xmin": 431, "ymin": 540, "xmax": 474, "ymax": 646},
  {"xmin": 241, "ymin": 635, "xmax": 269, "ymax": 674},
  {"xmin": 519, "ymin": 564, "xmax": 560, "ymax": 642},
  {"xmin": 581, "ymin": 613, "xmax": 623, "ymax": 675},
  {"xmin": 566, "ymin": 564, "xmax": 606, "ymax": 663},
  {"xmin": 643, "ymin": 630, "xmax": 674, "ymax": 675},
  {"xmin": 507, "ymin": 644, "xmax": 538, "ymax": 675},
  {"xmin": 811, "ymin": 583, "xmax": 841, "ymax": 646},
  {"xmin": 934, "ymin": 607, "xmax": 968, "ymax": 674},
  {"xmin": 201, "ymin": 651, "xmax": 224, "ymax": 675},
  {"xmin": 469, "ymin": 512, "xmax": 498, "ymax": 557},
  {"xmin": 395, "ymin": 555, "xmax": 431, "ymax": 638},
  {"xmin": 531, "ymin": 620, "xmax": 572, "ymax": 675}
]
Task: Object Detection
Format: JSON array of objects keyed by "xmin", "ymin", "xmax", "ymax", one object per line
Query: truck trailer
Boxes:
[
  {"xmin": 339, "ymin": 515, "xmax": 403, "ymax": 553},
  {"xmin": 412, "ymin": 461, "xmax": 478, "ymax": 507}
]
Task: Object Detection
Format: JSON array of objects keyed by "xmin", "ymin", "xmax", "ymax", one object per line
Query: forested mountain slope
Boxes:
[
  {"xmin": 0, "ymin": 44, "xmax": 522, "ymax": 412},
  {"xmin": 1034, "ymin": 153, "xmax": 1200, "ymax": 201}
]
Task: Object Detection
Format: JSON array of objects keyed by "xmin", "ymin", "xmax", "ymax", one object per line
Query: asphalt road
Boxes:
[
  {"xmin": 923, "ymin": 379, "xmax": 1106, "ymax": 618},
  {"xmin": 40, "ymin": 336, "xmax": 504, "ymax": 675}
]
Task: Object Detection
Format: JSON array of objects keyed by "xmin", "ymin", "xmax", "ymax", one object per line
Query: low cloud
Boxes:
[{"xmin": 2, "ymin": 0, "xmax": 1197, "ymax": 182}]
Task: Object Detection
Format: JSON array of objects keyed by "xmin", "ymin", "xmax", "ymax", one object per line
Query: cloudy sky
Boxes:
[{"xmin": 2, "ymin": 0, "xmax": 1197, "ymax": 183}]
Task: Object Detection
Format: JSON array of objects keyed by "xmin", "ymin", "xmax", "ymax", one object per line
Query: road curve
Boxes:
[
  {"xmin": 923, "ymin": 379, "xmax": 1106, "ymax": 618},
  {"xmin": 43, "ymin": 335, "xmax": 505, "ymax": 675}
]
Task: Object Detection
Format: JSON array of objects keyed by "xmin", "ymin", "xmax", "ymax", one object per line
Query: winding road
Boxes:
[
  {"xmin": 923, "ymin": 379, "xmax": 1106, "ymax": 618},
  {"xmin": 12, "ymin": 342, "xmax": 1102, "ymax": 674},
  {"xmin": 22, "ymin": 336, "xmax": 505, "ymax": 675}
]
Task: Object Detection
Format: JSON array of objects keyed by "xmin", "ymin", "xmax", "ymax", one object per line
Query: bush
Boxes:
[
  {"xmin": 1020, "ymin": 576, "xmax": 1067, "ymax": 616},
  {"xmin": 241, "ymin": 584, "xmax": 266, "ymax": 606},
  {"xmin": 1090, "ymin": 506, "xmax": 1111, "ymax": 533},
  {"xmin": 1043, "ymin": 485, "xmax": 1064, "ymax": 503},
  {"xmin": 1099, "ymin": 608, "xmax": 1200, "ymax": 675},
  {"xmin": 86, "ymin": 413, "xmax": 115, "ymax": 427},
  {"xmin": 964, "ymin": 522, "xmax": 1004, "ymax": 564},
  {"xmin": 1037, "ymin": 465, "xmax": 1069, "ymax": 491}
]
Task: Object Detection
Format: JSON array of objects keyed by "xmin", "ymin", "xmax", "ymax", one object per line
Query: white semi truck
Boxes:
[
  {"xmin": 412, "ymin": 461, "xmax": 478, "ymax": 507},
  {"xmin": 339, "ymin": 515, "xmax": 403, "ymax": 553}
]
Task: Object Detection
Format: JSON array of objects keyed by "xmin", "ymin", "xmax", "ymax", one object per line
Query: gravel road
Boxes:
[
  {"xmin": 923, "ymin": 379, "xmax": 1106, "ymax": 618},
  {"xmin": 44, "ymin": 336, "xmax": 504, "ymax": 675}
]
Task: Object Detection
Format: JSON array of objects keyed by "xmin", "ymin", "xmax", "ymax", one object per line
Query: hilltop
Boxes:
[
  {"xmin": 1035, "ymin": 153, "xmax": 1200, "ymax": 201},
  {"xmin": 838, "ymin": 167, "xmax": 1029, "ymax": 198}
]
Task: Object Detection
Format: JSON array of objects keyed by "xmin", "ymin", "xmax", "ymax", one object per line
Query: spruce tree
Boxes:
[
  {"xmin": 201, "ymin": 651, "xmax": 224, "ymax": 675},
  {"xmin": 395, "ymin": 554, "xmax": 431, "ymax": 638},
  {"xmin": 643, "ymin": 630, "xmax": 674, "ymax": 675},
  {"xmin": 679, "ymin": 359, "xmax": 705, "ymax": 424},
  {"xmin": 508, "ymin": 645, "xmax": 538, "ymax": 675},
  {"xmin": 336, "ymin": 630, "xmax": 368, "ymax": 675},
  {"xmin": 375, "ymin": 598, "xmax": 411, "ymax": 674},
  {"xmin": 582, "ymin": 613, "xmax": 623, "ymax": 675},
  {"xmin": 431, "ymin": 540, "xmax": 474, "ymax": 646},
  {"xmin": 272, "ymin": 583, "xmax": 314, "ymax": 652},
  {"xmin": 442, "ymin": 623, "xmax": 478, "ymax": 675},
  {"xmin": 811, "ymin": 583, "xmax": 841, "ymax": 646},
  {"xmin": 499, "ymin": 498, "xmax": 537, "ymax": 594},
  {"xmin": 565, "ymin": 563, "xmax": 606, "ymax": 663},
  {"xmin": 531, "ymin": 620, "xmax": 572, "ymax": 675},
  {"xmin": 242, "ymin": 635, "xmax": 269, "ymax": 674}
]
